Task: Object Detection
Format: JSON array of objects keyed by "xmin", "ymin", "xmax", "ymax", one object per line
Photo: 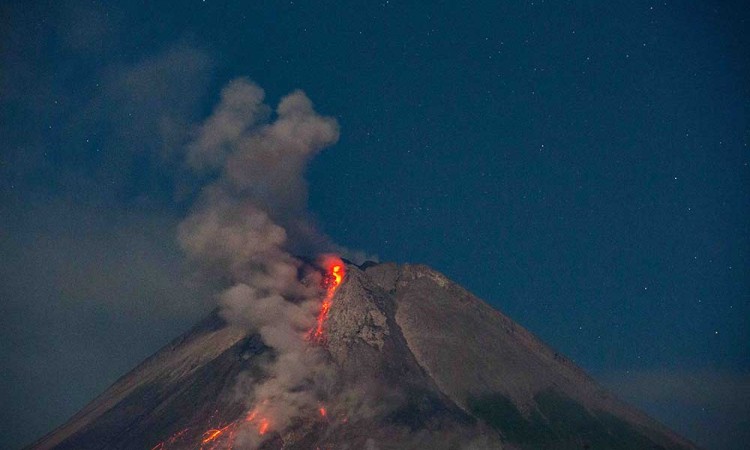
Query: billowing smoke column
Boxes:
[{"xmin": 176, "ymin": 78, "xmax": 345, "ymax": 448}]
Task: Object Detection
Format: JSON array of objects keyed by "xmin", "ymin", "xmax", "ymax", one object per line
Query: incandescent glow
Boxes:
[
  {"xmin": 244, "ymin": 407, "xmax": 271, "ymax": 436},
  {"xmin": 311, "ymin": 257, "xmax": 345, "ymax": 341},
  {"xmin": 201, "ymin": 424, "xmax": 232, "ymax": 444},
  {"xmin": 152, "ymin": 258, "xmax": 345, "ymax": 449},
  {"xmin": 331, "ymin": 264, "xmax": 343, "ymax": 285},
  {"xmin": 258, "ymin": 418, "xmax": 270, "ymax": 435}
]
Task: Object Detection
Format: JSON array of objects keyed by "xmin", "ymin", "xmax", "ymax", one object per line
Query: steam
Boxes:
[{"xmin": 178, "ymin": 78, "xmax": 340, "ymax": 447}]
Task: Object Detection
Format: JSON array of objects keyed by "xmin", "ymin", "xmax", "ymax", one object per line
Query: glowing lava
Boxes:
[
  {"xmin": 152, "ymin": 257, "xmax": 345, "ymax": 449},
  {"xmin": 311, "ymin": 257, "xmax": 345, "ymax": 341},
  {"xmin": 201, "ymin": 424, "xmax": 232, "ymax": 445},
  {"xmin": 258, "ymin": 418, "xmax": 270, "ymax": 435},
  {"xmin": 243, "ymin": 406, "xmax": 272, "ymax": 436}
]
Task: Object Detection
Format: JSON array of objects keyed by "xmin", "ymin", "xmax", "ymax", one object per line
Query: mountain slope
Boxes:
[{"xmin": 30, "ymin": 262, "xmax": 697, "ymax": 450}]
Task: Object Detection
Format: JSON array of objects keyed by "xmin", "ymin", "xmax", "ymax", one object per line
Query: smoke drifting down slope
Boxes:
[
  {"xmin": 177, "ymin": 79, "xmax": 359, "ymax": 446},
  {"xmin": 30, "ymin": 262, "xmax": 698, "ymax": 450},
  {"xmin": 28, "ymin": 80, "xmax": 697, "ymax": 450}
]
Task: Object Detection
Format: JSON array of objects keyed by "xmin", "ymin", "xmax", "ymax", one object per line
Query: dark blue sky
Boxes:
[{"xmin": 1, "ymin": 1, "xmax": 747, "ymax": 449}]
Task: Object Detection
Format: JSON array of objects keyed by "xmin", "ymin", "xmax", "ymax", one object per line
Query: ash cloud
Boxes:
[
  {"xmin": 183, "ymin": 78, "xmax": 339, "ymax": 251},
  {"xmin": 179, "ymin": 77, "xmax": 340, "ymax": 287},
  {"xmin": 178, "ymin": 78, "xmax": 342, "ymax": 447}
]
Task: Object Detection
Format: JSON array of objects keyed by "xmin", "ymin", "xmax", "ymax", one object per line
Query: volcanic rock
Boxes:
[{"xmin": 29, "ymin": 262, "xmax": 697, "ymax": 450}]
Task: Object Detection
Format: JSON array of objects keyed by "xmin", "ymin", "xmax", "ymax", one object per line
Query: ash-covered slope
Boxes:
[{"xmin": 30, "ymin": 262, "xmax": 696, "ymax": 450}]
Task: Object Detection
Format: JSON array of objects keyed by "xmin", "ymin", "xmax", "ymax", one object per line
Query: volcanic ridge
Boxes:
[{"xmin": 30, "ymin": 261, "xmax": 697, "ymax": 450}]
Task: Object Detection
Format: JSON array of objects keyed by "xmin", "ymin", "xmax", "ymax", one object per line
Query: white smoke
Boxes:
[{"xmin": 178, "ymin": 78, "xmax": 341, "ymax": 448}]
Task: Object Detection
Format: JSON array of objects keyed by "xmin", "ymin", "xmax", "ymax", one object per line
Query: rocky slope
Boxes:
[{"xmin": 30, "ymin": 262, "xmax": 697, "ymax": 450}]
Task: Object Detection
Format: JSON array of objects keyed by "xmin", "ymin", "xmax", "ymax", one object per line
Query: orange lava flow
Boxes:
[
  {"xmin": 258, "ymin": 418, "xmax": 270, "ymax": 435},
  {"xmin": 151, "ymin": 258, "xmax": 345, "ymax": 450},
  {"xmin": 243, "ymin": 407, "xmax": 272, "ymax": 436},
  {"xmin": 201, "ymin": 423, "xmax": 233, "ymax": 444},
  {"xmin": 311, "ymin": 259, "xmax": 345, "ymax": 341}
]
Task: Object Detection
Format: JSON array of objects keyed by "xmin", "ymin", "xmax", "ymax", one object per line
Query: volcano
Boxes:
[{"xmin": 30, "ymin": 262, "xmax": 696, "ymax": 450}]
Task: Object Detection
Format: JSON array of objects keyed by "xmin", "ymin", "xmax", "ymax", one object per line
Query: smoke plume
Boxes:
[{"xmin": 178, "ymin": 78, "xmax": 341, "ymax": 447}]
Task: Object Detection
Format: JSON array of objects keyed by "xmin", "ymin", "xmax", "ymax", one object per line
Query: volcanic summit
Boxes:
[{"xmin": 30, "ymin": 261, "xmax": 697, "ymax": 450}]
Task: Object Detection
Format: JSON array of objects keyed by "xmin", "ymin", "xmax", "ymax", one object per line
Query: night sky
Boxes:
[{"xmin": 1, "ymin": 1, "xmax": 748, "ymax": 449}]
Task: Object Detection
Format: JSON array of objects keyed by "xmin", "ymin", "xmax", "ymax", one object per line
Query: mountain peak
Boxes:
[{"xmin": 31, "ymin": 262, "xmax": 696, "ymax": 450}]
